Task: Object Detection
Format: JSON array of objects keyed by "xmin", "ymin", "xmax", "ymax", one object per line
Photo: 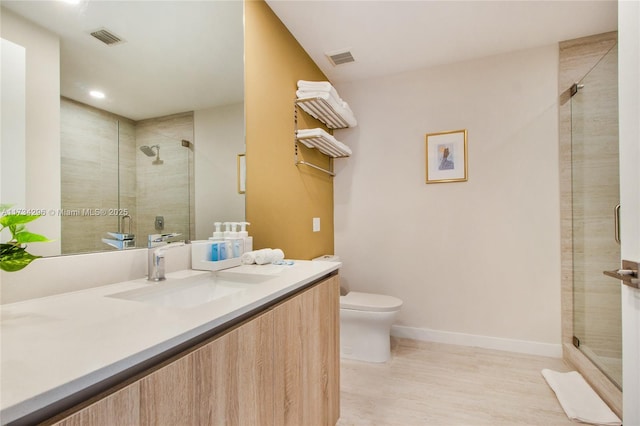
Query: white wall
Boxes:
[
  {"xmin": 335, "ymin": 44, "xmax": 562, "ymax": 356},
  {"xmin": 1, "ymin": 39, "xmax": 26, "ymax": 215},
  {"xmin": 194, "ymin": 103, "xmax": 245, "ymax": 240},
  {"xmin": 1, "ymin": 8, "xmax": 61, "ymax": 256},
  {"xmin": 618, "ymin": 0, "xmax": 640, "ymax": 423}
]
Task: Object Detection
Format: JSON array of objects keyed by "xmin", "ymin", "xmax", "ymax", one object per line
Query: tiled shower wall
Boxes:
[
  {"xmin": 60, "ymin": 97, "xmax": 136, "ymax": 254},
  {"xmin": 60, "ymin": 98, "xmax": 193, "ymax": 254},
  {"xmin": 135, "ymin": 112, "xmax": 194, "ymax": 242}
]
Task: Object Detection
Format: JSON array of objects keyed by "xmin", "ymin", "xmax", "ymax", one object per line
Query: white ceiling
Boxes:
[
  {"xmin": 265, "ymin": 0, "xmax": 618, "ymax": 84},
  {"xmin": 2, "ymin": 0, "xmax": 244, "ymax": 121},
  {"xmin": 2, "ymin": 1, "xmax": 617, "ymax": 120}
]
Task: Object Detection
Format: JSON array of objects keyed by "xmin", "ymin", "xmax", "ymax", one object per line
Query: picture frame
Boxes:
[
  {"xmin": 425, "ymin": 129, "xmax": 468, "ymax": 184},
  {"xmin": 237, "ymin": 153, "xmax": 246, "ymax": 194}
]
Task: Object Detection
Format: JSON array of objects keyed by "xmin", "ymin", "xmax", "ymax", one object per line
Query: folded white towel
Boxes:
[
  {"xmin": 298, "ymin": 95, "xmax": 357, "ymax": 128},
  {"xmin": 296, "ymin": 128, "xmax": 351, "ymax": 156},
  {"xmin": 334, "ymin": 140, "xmax": 353, "ymax": 156},
  {"xmin": 541, "ymin": 369, "xmax": 621, "ymax": 426},
  {"xmin": 296, "ymin": 127, "xmax": 337, "ymax": 142},
  {"xmin": 296, "ymin": 89, "xmax": 343, "ymax": 107},
  {"xmin": 335, "ymin": 108, "xmax": 357, "ymax": 128},
  {"xmin": 297, "ymin": 80, "xmax": 357, "ymax": 128},
  {"xmin": 297, "ymin": 80, "xmax": 333, "ymax": 91}
]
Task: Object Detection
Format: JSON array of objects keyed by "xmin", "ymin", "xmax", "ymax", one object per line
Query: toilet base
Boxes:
[{"xmin": 340, "ymin": 308, "xmax": 397, "ymax": 363}]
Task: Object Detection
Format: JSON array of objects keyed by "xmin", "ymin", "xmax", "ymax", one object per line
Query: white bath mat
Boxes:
[{"xmin": 541, "ymin": 369, "xmax": 621, "ymax": 426}]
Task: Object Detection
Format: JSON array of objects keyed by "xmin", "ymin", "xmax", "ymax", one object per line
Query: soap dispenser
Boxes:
[
  {"xmin": 223, "ymin": 222, "xmax": 232, "ymax": 238},
  {"xmin": 226, "ymin": 222, "xmax": 244, "ymax": 258},
  {"xmin": 209, "ymin": 222, "xmax": 225, "ymax": 261},
  {"xmin": 211, "ymin": 222, "xmax": 224, "ymax": 240},
  {"xmin": 239, "ymin": 222, "xmax": 252, "ymax": 252}
]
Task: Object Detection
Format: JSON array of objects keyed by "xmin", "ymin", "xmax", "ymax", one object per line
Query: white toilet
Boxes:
[{"xmin": 339, "ymin": 291, "xmax": 403, "ymax": 363}]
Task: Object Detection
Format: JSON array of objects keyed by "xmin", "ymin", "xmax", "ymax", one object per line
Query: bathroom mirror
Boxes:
[{"xmin": 1, "ymin": 1, "xmax": 245, "ymax": 256}]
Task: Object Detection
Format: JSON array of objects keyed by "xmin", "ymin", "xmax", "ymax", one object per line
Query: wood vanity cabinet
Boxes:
[{"xmin": 49, "ymin": 274, "xmax": 340, "ymax": 426}]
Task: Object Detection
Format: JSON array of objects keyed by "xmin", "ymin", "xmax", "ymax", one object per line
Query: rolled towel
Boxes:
[
  {"xmin": 242, "ymin": 248, "xmax": 286, "ymax": 265},
  {"xmin": 241, "ymin": 251, "xmax": 256, "ymax": 265},
  {"xmin": 254, "ymin": 248, "xmax": 274, "ymax": 265},
  {"xmin": 271, "ymin": 248, "xmax": 285, "ymax": 262}
]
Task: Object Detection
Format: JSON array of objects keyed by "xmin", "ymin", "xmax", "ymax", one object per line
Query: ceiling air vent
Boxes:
[
  {"xmin": 89, "ymin": 28, "xmax": 125, "ymax": 46},
  {"xmin": 326, "ymin": 50, "xmax": 355, "ymax": 66}
]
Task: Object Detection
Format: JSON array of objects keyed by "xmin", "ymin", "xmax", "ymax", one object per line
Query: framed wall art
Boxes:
[
  {"xmin": 425, "ymin": 129, "xmax": 468, "ymax": 183},
  {"xmin": 237, "ymin": 153, "xmax": 246, "ymax": 194}
]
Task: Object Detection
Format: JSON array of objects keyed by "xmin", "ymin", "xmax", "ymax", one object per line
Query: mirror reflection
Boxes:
[{"xmin": 1, "ymin": 0, "xmax": 245, "ymax": 256}]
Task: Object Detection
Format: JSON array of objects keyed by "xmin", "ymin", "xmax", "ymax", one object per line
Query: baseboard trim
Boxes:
[{"xmin": 391, "ymin": 325, "xmax": 562, "ymax": 358}]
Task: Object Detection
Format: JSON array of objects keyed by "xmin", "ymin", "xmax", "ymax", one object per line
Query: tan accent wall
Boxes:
[
  {"xmin": 558, "ymin": 31, "xmax": 621, "ymax": 416},
  {"xmin": 244, "ymin": 0, "xmax": 335, "ymax": 259}
]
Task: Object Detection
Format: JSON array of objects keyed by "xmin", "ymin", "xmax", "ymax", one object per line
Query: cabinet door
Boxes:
[
  {"xmin": 192, "ymin": 311, "xmax": 274, "ymax": 426},
  {"xmin": 139, "ymin": 310, "xmax": 274, "ymax": 426},
  {"xmin": 273, "ymin": 275, "xmax": 340, "ymax": 426},
  {"xmin": 51, "ymin": 383, "xmax": 140, "ymax": 426}
]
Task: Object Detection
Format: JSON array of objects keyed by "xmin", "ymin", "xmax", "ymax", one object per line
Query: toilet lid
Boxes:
[{"xmin": 340, "ymin": 291, "xmax": 403, "ymax": 312}]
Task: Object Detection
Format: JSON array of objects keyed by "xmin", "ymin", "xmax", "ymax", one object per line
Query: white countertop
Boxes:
[{"xmin": 0, "ymin": 260, "xmax": 340, "ymax": 424}]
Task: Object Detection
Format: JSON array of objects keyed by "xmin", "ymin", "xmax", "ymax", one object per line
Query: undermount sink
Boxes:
[{"xmin": 107, "ymin": 272, "xmax": 274, "ymax": 309}]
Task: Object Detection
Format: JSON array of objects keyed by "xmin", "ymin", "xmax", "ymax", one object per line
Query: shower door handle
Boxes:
[
  {"xmin": 603, "ymin": 260, "xmax": 639, "ymax": 289},
  {"xmin": 614, "ymin": 204, "xmax": 621, "ymax": 244}
]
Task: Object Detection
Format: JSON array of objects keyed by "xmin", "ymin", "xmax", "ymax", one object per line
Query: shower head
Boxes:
[
  {"xmin": 140, "ymin": 145, "xmax": 163, "ymax": 165},
  {"xmin": 139, "ymin": 145, "xmax": 158, "ymax": 157}
]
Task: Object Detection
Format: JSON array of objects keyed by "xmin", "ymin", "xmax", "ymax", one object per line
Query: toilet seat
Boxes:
[{"xmin": 340, "ymin": 291, "xmax": 403, "ymax": 312}]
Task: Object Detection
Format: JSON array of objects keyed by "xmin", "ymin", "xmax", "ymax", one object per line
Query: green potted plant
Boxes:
[{"xmin": 1, "ymin": 204, "xmax": 51, "ymax": 272}]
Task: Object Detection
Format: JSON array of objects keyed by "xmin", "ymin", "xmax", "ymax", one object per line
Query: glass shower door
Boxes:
[{"xmin": 571, "ymin": 44, "xmax": 621, "ymax": 388}]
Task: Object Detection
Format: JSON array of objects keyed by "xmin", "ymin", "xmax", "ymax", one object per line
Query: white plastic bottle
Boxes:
[
  {"xmin": 209, "ymin": 222, "xmax": 225, "ymax": 261},
  {"xmin": 238, "ymin": 222, "xmax": 252, "ymax": 253},
  {"xmin": 211, "ymin": 222, "xmax": 224, "ymax": 240},
  {"xmin": 221, "ymin": 223, "xmax": 233, "ymax": 258},
  {"xmin": 226, "ymin": 222, "xmax": 244, "ymax": 258}
]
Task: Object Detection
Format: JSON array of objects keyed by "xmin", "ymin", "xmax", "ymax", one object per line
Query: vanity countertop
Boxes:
[{"xmin": 0, "ymin": 260, "xmax": 341, "ymax": 424}]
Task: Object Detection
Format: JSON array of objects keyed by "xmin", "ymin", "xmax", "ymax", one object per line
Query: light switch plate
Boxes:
[{"xmin": 313, "ymin": 217, "xmax": 320, "ymax": 232}]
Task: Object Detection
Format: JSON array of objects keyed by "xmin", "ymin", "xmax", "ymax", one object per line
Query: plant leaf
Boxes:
[
  {"xmin": 15, "ymin": 231, "xmax": 52, "ymax": 244},
  {"xmin": 0, "ymin": 243, "xmax": 21, "ymax": 256},
  {"xmin": 0, "ymin": 243, "xmax": 41, "ymax": 272},
  {"xmin": 0, "ymin": 214, "xmax": 41, "ymax": 228}
]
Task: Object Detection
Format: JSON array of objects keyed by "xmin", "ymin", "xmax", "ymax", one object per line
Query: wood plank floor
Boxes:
[{"xmin": 337, "ymin": 338, "xmax": 574, "ymax": 426}]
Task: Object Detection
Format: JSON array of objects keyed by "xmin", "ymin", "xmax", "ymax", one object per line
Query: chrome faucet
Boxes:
[{"xmin": 147, "ymin": 233, "xmax": 184, "ymax": 281}]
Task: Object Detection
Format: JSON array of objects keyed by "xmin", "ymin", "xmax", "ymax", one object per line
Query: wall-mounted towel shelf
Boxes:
[
  {"xmin": 296, "ymin": 131, "xmax": 351, "ymax": 158},
  {"xmin": 294, "ymin": 102, "xmax": 352, "ymax": 177},
  {"xmin": 296, "ymin": 97, "xmax": 350, "ymax": 129}
]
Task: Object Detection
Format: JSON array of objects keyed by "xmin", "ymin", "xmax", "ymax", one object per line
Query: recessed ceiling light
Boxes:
[
  {"xmin": 89, "ymin": 90, "xmax": 105, "ymax": 99},
  {"xmin": 60, "ymin": 0, "xmax": 81, "ymax": 4}
]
